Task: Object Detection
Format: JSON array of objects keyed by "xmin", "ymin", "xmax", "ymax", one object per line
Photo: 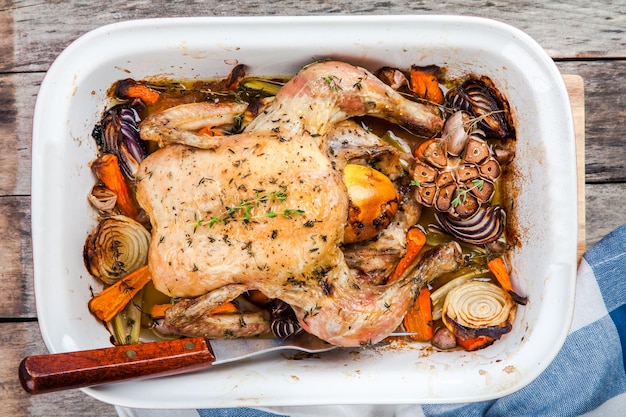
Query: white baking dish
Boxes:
[{"xmin": 31, "ymin": 15, "xmax": 577, "ymax": 408}]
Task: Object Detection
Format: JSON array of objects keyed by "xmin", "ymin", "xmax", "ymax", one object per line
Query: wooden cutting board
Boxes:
[{"xmin": 562, "ymin": 75, "xmax": 585, "ymax": 264}]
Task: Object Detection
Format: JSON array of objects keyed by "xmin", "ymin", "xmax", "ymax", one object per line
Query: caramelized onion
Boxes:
[
  {"xmin": 98, "ymin": 103, "xmax": 146, "ymax": 179},
  {"xmin": 445, "ymin": 78, "xmax": 513, "ymax": 139},
  {"xmin": 435, "ymin": 205, "xmax": 505, "ymax": 245},
  {"xmin": 269, "ymin": 299, "xmax": 302, "ymax": 339},
  {"xmin": 87, "ymin": 184, "xmax": 118, "ymax": 213},
  {"xmin": 442, "ymin": 280, "xmax": 516, "ymax": 344},
  {"xmin": 83, "ymin": 215, "xmax": 151, "ymax": 285}
]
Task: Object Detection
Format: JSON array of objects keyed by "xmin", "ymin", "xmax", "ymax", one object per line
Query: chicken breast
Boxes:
[{"xmin": 137, "ymin": 134, "xmax": 347, "ymax": 299}]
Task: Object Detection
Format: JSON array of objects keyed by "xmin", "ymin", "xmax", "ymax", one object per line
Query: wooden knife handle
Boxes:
[{"xmin": 19, "ymin": 337, "xmax": 215, "ymax": 394}]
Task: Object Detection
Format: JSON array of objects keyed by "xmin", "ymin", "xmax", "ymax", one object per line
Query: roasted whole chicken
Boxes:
[{"xmin": 134, "ymin": 61, "xmax": 463, "ymax": 347}]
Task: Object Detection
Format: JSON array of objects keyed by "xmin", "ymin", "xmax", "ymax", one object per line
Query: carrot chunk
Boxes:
[
  {"xmin": 245, "ymin": 290, "xmax": 272, "ymax": 307},
  {"xmin": 403, "ymin": 287, "xmax": 434, "ymax": 342},
  {"xmin": 116, "ymin": 80, "xmax": 161, "ymax": 104},
  {"xmin": 456, "ymin": 335, "xmax": 495, "ymax": 351},
  {"xmin": 198, "ymin": 126, "xmax": 225, "ymax": 137},
  {"xmin": 487, "ymin": 257, "xmax": 528, "ymax": 305},
  {"xmin": 91, "ymin": 154, "xmax": 139, "ymax": 220},
  {"xmin": 387, "ymin": 227, "xmax": 427, "ymax": 283},
  {"xmin": 149, "ymin": 303, "xmax": 172, "ymax": 319},
  {"xmin": 409, "ymin": 65, "xmax": 444, "ymax": 104},
  {"xmin": 89, "ymin": 265, "xmax": 151, "ymax": 323},
  {"xmin": 208, "ymin": 302, "xmax": 239, "ymax": 315}
]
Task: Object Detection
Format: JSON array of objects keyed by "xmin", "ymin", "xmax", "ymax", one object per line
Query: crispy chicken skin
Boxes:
[{"xmin": 137, "ymin": 61, "xmax": 447, "ymax": 346}]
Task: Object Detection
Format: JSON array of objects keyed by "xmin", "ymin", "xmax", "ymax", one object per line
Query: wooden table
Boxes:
[{"xmin": 1, "ymin": 1, "xmax": 624, "ymax": 415}]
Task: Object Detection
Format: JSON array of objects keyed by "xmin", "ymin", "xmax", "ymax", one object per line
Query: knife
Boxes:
[{"xmin": 19, "ymin": 333, "xmax": 335, "ymax": 394}]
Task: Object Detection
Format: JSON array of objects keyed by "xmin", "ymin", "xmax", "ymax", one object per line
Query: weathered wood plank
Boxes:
[
  {"xmin": 556, "ymin": 60, "xmax": 626, "ymax": 183},
  {"xmin": 0, "ymin": 196, "xmax": 33, "ymax": 318},
  {"xmin": 564, "ymin": 74, "xmax": 586, "ymax": 262},
  {"xmin": 0, "ymin": 321, "xmax": 117, "ymax": 417},
  {"xmin": 1, "ymin": 0, "xmax": 625, "ymax": 73},
  {"xmin": 0, "ymin": 72, "xmax": 42, "ymax": 196}
]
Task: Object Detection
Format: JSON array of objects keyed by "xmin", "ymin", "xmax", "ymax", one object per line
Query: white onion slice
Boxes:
[
  {"xmin": 83, "ymin": 214, "xmax": 151, "ymax": 285},
  {"xmin": 442, "ymin": 280, "xmax": 516, "ymax": 341}
]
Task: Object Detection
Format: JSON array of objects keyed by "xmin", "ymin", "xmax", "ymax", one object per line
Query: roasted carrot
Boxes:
[
  {"xmin": 89, "ymin": 265, "xmax": 151, "ymax": 323},
  {"xmin": 115, "ymin": 79, "xmax": 160, "ymax": 104},
  {"xmin": 488, "ymin": 257, "xmax": 512, "ymax": 291},
  {"xmin": 409, "ymin": 65, "xmax": 444, "ymax": 104},
  {"xmin": 150, "ymin": 300, "xmax": 238, "ymax": 320},
  {"xmin": 245, "ymin": 290, "xmax": 272, "ymax": 307},
  {"xmin": 91, "ymin": 154, "xmax": 139, "ymax": 220},
  {"xmin": 413, "ymin": 138, "xmax": 436, "ymax": 162},
  {"xmin": 149, "ymin": 303, "xmax": 172, "ymax": 319},
  {"xmin": 387, "ymin": 227, "xmax": 427, "ymax": 283},
  {"xmin": 456, "ymin": 335, "xmax": 495, "ymax": 351},
  {"xmin": 198, "ymin": 126, "xmax": 225, "ymax": 136},
  {"xmin": 413, "ymin": 138, "xmax": 448, "ymax": 170},
  {"xmin": 208, "ymin": 302, "xmax": 239, "ymax": 315},
  {"xmin": 126, "ymin": 84, "xmax": 160, "ymax": 104},
  {"xmin": 487, "ymin": 257, "xmax": 528, "ymax": 305},
  {"xmin": 403, "ymin": 287, "xmax": 434, "ymax": 342}
]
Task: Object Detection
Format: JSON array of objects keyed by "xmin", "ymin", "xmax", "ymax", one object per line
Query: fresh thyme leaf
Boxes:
[
  {"xmin": 323, "ymin": 75, "xmax": 342, "ymax": 92},
  {"xmin": 465, "ymin": 110, "xmax": 505, "ymax": 132},
  {"xmin": 282, "ymin": 209, "xmax": 305, "ymax": 218},
  {"xmin": 452, "ymin": 179, "xmax": 485, "ymax": 207},
  {"xmin": 243, "ymin": 205, "xmax": 253, "ymax": 222},
  {"xmin": 274, "ymin": 191, "xmax": 288, "ymax": 202},
  {"xmin": 193, "ymin": 186, "xmax": 305, "ymax": 228},
  {"xmin": 472, "ymin": 178, "xmax": 485, "ymax": 191}
]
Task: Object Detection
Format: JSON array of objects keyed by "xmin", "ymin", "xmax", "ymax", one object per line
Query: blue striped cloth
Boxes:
[{"xmin": 118, "ymin": 224, "xmax": 626, "ymax": 417}]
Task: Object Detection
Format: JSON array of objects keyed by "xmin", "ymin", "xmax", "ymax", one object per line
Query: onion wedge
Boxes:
[
  {"xmin": 83, "ymin": 215, "xmax": 151, "ymax": 285},
  {"xmin": 442, "ymin": 280, "xmax": 516, "ymax": 351}
]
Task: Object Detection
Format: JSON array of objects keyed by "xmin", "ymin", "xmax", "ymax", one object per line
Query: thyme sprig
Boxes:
[
  {"xmin": 464, "ymin": 110, "xmax": 505, "ymax": 133},
  {"xmin": 451, "ymin": 179, "xmax": 485, "ymax": 207},
  {"xmin": 193, "ymin": 185, "xmax": 304, "ymax": 230},
  {"xmin": 323, "ymin": 75, "xmax": 342, "ymax": 92}
]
